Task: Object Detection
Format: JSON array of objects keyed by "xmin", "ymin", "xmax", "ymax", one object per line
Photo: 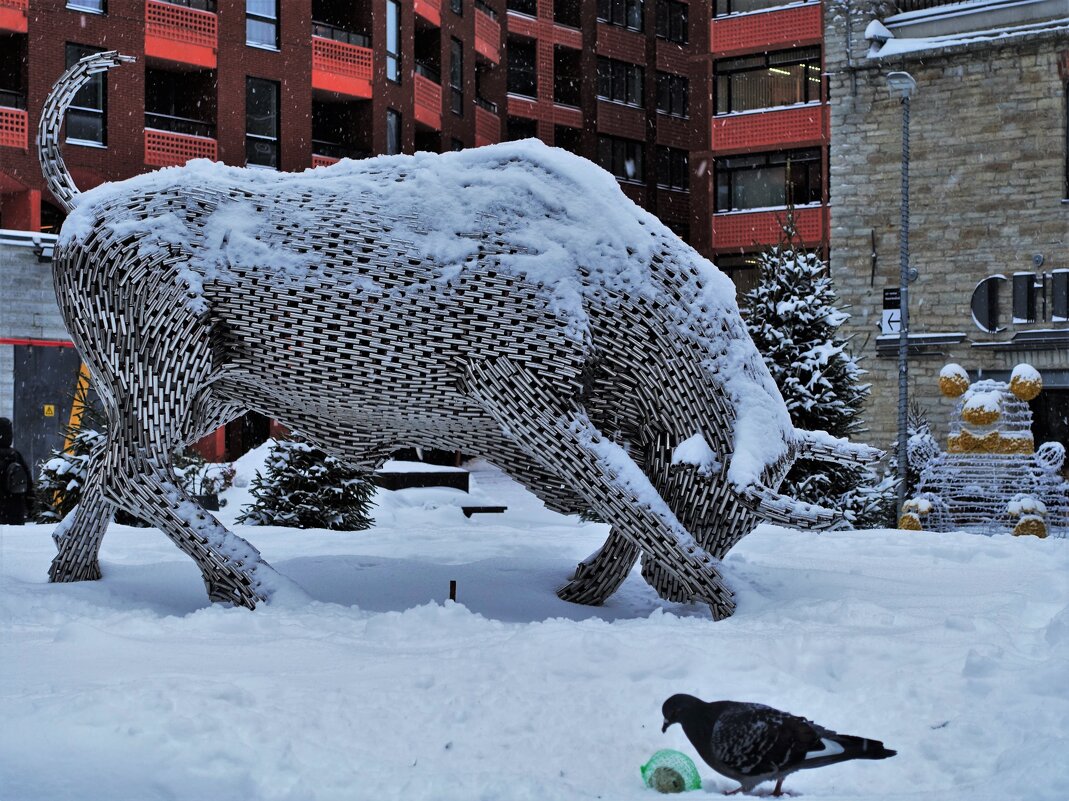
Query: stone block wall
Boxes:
[
  {"xmin": 0, "ymin": 243, "xmax": 70, "ymax": 418},
  {"xmin": 825, "ymin": 2, "xmax": 1068, "ymax": 447}
]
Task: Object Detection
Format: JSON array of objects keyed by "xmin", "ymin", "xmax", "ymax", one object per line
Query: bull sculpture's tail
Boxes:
[
  {"xmin": 38, "ymin": 50, "xmax": 135, "ymax": 213},
  {"xmin": 736, "ymin": 430, "xmax": 884, "ymax": 530}
]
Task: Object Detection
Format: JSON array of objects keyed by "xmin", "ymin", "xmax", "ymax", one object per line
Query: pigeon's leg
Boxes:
[
  {"xmin": 771, "ymin": 778, "xmax": 785, "ymax": 796},
  {"xmin": 724, "ymin": 786, "xmax": 745, "ymax": 796},
  {"xmin": 465, "ymin": 356, "xmax": 735, "ymax": 618}
]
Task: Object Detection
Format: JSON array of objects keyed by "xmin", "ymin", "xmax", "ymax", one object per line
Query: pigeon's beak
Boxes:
[{"xmin": 661, "ymin": 719, "xmax": 670, "ymax": 733}]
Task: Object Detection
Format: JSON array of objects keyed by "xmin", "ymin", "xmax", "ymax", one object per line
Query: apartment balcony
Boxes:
[
  {"xmin": 415, "ymin": 0, "xmax": 441, "ymax": 27},
  {"xmin": 0, "ymin": 89, "xmax": 27, "ymax": 150},
  {"xmin": 144, "ymin": 112, "xmax": 217, "ymax": 167},
  {"xmin": 145, "ymin": 0, "xmax": 218, "ymax": 69},
  {"xmin": 475, "ymin": 97, "xmax": 500, "ymax": 147},
  {"xmin": 311, "ymin": 140, "xmax": 368, "ymax": 168},
  {"xmin": 312, "ymin": 24, "xmax": 373, "ymax": 99},
  {"xmin": 0, "ymin": 0, "xmax": 27, "ymax": 33},
  {"xmin": 414, "ymin": 66, "xmax": 442, "ymax": 130},
  {"xmin": 474, "ymin": 1, "xmax": 501, "ymax": 64},
  {"xmin": 710, "ymin": 1, "xmax": 821, "ymax": 57},
  {"xmin": 712, "ymin": 204, "xmax": 824, "ymax": 251},
  {"xmin": 711, "ymin": 103, "xmax": 827, "ymax": 156}
]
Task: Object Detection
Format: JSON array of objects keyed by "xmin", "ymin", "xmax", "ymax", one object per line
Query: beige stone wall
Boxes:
[{"xmin": 825, "ymin": 3, "xmax": 1068, "ymax": 448}]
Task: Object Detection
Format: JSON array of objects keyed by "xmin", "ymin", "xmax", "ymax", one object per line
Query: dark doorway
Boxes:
[{"xmin": 12, "ymin": 345, "xmax": 83, "ymax": 474}]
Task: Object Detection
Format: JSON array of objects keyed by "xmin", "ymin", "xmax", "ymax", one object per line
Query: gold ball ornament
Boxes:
[
  {"xmin": 898, "ymin": 513, "xmax": 923, "ymax": 531},
  {"xmin": 1012, "ymin": 517, "xmax": 1047, "ymax": 538},
  {"xmin": 939, "ymin": 370, "xmax": 970, "ymax": 398},
  {"xmin": 961, "ymin": 405, "xmax": 1000, "ymax": 426},
  {"xmin": 1009, "ymin": 374, "xmax": 1042, "ymax": 402}
]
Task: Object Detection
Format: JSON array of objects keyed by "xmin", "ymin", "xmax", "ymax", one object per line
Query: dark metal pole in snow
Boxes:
[{"xmin": 888, "ymin": 72, "xmax": 917, "ymax": 517}]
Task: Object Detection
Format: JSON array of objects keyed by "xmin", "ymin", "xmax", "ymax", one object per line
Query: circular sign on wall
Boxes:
[{"xmin": 970, "ymin": 274, "xmax": 1007, "ymax": 333}]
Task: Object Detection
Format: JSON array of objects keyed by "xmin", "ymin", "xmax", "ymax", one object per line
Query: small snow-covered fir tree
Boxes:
[
  {"xmin": 741, "ymin": 212, "xmax": 895, "ymax": 528},
  {"xmin": 237, "ymin": 439, "xmax": 375, "ymax": 530}
]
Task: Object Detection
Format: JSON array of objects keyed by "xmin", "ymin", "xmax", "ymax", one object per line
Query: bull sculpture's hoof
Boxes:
[
  {"xmin": 204, "ymin": 567, "xmax": 267, "ymax": 609},
  {"xmin": 48, "ymin": 557, "xmax": 102, "ymax": 583}
]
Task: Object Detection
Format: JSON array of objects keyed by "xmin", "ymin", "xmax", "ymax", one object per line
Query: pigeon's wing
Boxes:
[{"xmin": 709, "ymin": 703, "xmax": 825, "ymax": 778}]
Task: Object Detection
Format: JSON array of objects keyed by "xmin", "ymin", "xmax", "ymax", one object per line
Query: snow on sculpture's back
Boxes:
[
  {"xmin": 901, "ymin": 363, "xmax": 1068, "ymax": 538},
  {"xmin": 39, "ymin": 52, "xmax": 879, "ymax": 619}
]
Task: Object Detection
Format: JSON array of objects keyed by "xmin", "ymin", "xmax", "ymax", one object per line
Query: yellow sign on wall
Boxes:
[{"xmin": 43, "ymin": 404, "xmax": 56, "ymax": 418}]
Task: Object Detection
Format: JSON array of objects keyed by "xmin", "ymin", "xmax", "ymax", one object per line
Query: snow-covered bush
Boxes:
[
  {"xmin": 35, "ymin": 428, "xmax": 105, "ymax": 523},
  {"xmin": 741, "ymin": 212, "xmax": 895, "ymax": 528},
  {"xmin": 172, "ymin": 448, "xmax": 235, "ymax": 498},
  {"xmin": 237, "ymin": 439, "xmax": 375, "ymax": 530}
]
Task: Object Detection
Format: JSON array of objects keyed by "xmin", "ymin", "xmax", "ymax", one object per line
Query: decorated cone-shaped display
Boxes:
[{"xmin": 902, "ymin": 362, "xmax": 1068, "ymax": 537}]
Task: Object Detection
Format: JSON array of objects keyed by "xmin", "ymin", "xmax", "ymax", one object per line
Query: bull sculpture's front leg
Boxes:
[{"xmin": 465, "ymin": 356, "xmax": 735, "ymax": 619}]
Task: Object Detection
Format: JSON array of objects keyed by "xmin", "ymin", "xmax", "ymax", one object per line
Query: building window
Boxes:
[
  {"xmin": 386, "ymin": 108, "xmax": 401, "ymax": 155},
  {"xmin": 715, "ymin": 0, "xmax": 816, "ymax": 17},
  {"xmin": 506, "ymin": 115, "xmax": 538, "ymax": 140},
  {"xmin": 66, "ymin": 0, "xmax": 105, "ymax": 12},
  {"xmin": 555, "ymin": 0, "xmax": 581, "ymax": 27},
  {"xmin": 245, "ymin": 77, "xmax": 279, "ymax": 168},
  {"xmin": 597, "ymin": 57, "xmax": 644, "ymax": 107},
  {"xmin": 507, "ymin": 37, "xmax": 537, "ymax": 97},
  {"xmin": 715, "ymin": 148, "xmax": 822, "ymax": 212},
  {"xmin": 451, "ymin": 38, "xmax": 464, "ymax": 116},
  {"xmin": 246, "ymin": 1, "xmax": 279, "ymax": 49},
  {"xmin": 716, "ymin": 252, "xmax": 762, "ymax": 295},
  {"xmin": 507, "ymin": 0, "xmax": 538, "ymax": 15},
  {"xmin": 64, "ymin": 44, "xmax": 106, "ymax": 146},
  {"xmin": 597, "ymin": 134, "xmax": 644, "ymax": 182},
  {"xmin": 715, "ymin": 47, "xmax": 822, "ymax": 114},
  {"xmin": 656, "ymin": 72, "xmax": 688, "ymax": 117},
  {"xmin": 597, "ymin": 0, "xmax": 643, "ymax": 31},
  {"xmin": 655, "ymin": 0, "xmax": 687, "ymax": 44},
  {"xmin": 656, "ymin": 146, "xmax": 688, "ymax": 191},
  {"xmin": 452, "ymin": 0, "xmax": 463, "ymax": 14},
  {"xmin": 386, "ymin": 0, "xmax": 401, "ymax": 82}
]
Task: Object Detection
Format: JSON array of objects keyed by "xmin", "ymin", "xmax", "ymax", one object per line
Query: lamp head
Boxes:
[{"xmin": 886, "ymin": 71, "xmax": 917, "ymax": 99}]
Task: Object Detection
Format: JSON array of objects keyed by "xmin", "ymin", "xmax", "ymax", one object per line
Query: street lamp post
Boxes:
[{"xmin": 887, "ymin": 71, "xmax": 917, "ymax": 517}]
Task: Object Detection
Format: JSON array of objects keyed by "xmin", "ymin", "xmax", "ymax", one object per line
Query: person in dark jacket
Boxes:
[{"xmin": 0, "ymin": 417, "xmax": 34, "ymax": 525}]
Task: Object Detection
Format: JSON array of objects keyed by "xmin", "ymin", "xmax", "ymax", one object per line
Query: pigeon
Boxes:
[{"xmin": 661, "ymin": 694, "xmax": 896, "ymax": 796}]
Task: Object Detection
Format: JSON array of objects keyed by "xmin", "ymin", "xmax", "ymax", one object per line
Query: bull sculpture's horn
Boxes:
[
  {"xmin": 38, "ymin": 51, "xmax": 136, "ymax": 213},
  {"xmin": 734, "ymin": 430, "xmax": 883, "ymax": 530},
  {"xmin": 736, "ymin": 483, "xmax": 842, "ymax": 530},
  {"xmin": 794, "ymin": 429, "xmax": 884, "ymax": 466}
]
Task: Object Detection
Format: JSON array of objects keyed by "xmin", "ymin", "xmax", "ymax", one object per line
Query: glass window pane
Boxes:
[
  {"xmin": 247, "ymin": 19, "xmax": 277, "ymax": 48},
  {"xmin": 66, "ymin": 109, "xmax": 103, "ymax": 143},
  {"xmin": 247, "ymin": 0, "xmax": 276, "ymax": 18}
]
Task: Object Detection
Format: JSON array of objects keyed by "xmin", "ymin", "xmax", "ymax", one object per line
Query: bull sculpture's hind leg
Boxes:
[
  {"xmin": 465, "ymin": 356, "xmax": 735, "ymax": 619},
  {"xmin": 49, "ymin": 439, "xmax": 112, "ymax": 582},
  {"xmin": 50, "ymin": 259, "xmax": 287, "ymax": 607}
]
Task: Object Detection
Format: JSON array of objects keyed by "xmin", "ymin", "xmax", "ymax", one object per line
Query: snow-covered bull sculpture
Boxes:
[{"xmin": 40, "ymin": 53, "xmax": 878, "ymax": 618}]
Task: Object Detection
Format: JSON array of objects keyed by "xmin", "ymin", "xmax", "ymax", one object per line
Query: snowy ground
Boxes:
[{"xmin": 2, "ymin": 453, "xmax": 1067, "ymax": 801}]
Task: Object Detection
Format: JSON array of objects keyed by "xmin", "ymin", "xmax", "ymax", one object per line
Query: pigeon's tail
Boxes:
[{"xmin": 802, "ymin": 734, "xmax": 896, "ymax": 771}]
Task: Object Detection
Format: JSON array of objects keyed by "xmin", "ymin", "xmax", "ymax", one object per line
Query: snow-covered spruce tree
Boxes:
[
  {"xmin": 237, "ymin": 439, "xmax": 374, "ymax": 530},
  {"xmin": 741, "ymin": 212, "xmax": 895, "ymax": 528}
]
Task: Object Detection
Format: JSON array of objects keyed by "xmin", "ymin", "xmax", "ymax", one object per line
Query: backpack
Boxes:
[{"xmin": 0, "ymin": 451, "xmax": 29, "ymax": 497}]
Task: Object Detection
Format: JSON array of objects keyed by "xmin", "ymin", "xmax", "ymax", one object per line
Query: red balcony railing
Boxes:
[
  {"xmin": 312, "ymin": 36, "xmax": 374, "ymax": 99},
  {"xmin": 712, "ymin": 204, "xmax": 824, "ymax": 251},
  {"xmin": 475, "ymin": 101, "xmax": 500, "ymax": 147},
  {"xmin": 0, "ymin": 0, "xmax": 27, "ymax": 33},
  {"xmin": 312, "ymin": 154, "xmax": 339, "ymax": 168},
  {"xmin": 414, "ymin": 73, "xmax": 442, "ymax": 130},
  {"xmin": 712, "ymin": 103, "xmax": 827, "ymax": 155},
  {"xmin": 415, "ymin": 0, "xmax": 441, "ymax": 26},
  {"xmin": 0, "ymin": 105, "xmax": 27, "ymax": 150},
  {"xmin": 711, "ymin": 2, "xmax": 821, "ymax": 57},
  {"xmin": 145, "ymin": 128, "xmax": 217, "ymax": 167},
  {"xmin": 474, "ymin": 5, "xmax": 501, "ymax": 64},
  {"xmin": 145, "ymin": 0, "xmax": 217, "ymax": 69}
]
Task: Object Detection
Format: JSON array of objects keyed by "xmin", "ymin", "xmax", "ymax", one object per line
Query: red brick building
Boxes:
[
  {"xmin": 1, "ymin": 0, "xmax": 828, "ymax": 457},
  {"xmin": 2, "ymin": 0, "xmax": 827, "ymax": 280}
]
